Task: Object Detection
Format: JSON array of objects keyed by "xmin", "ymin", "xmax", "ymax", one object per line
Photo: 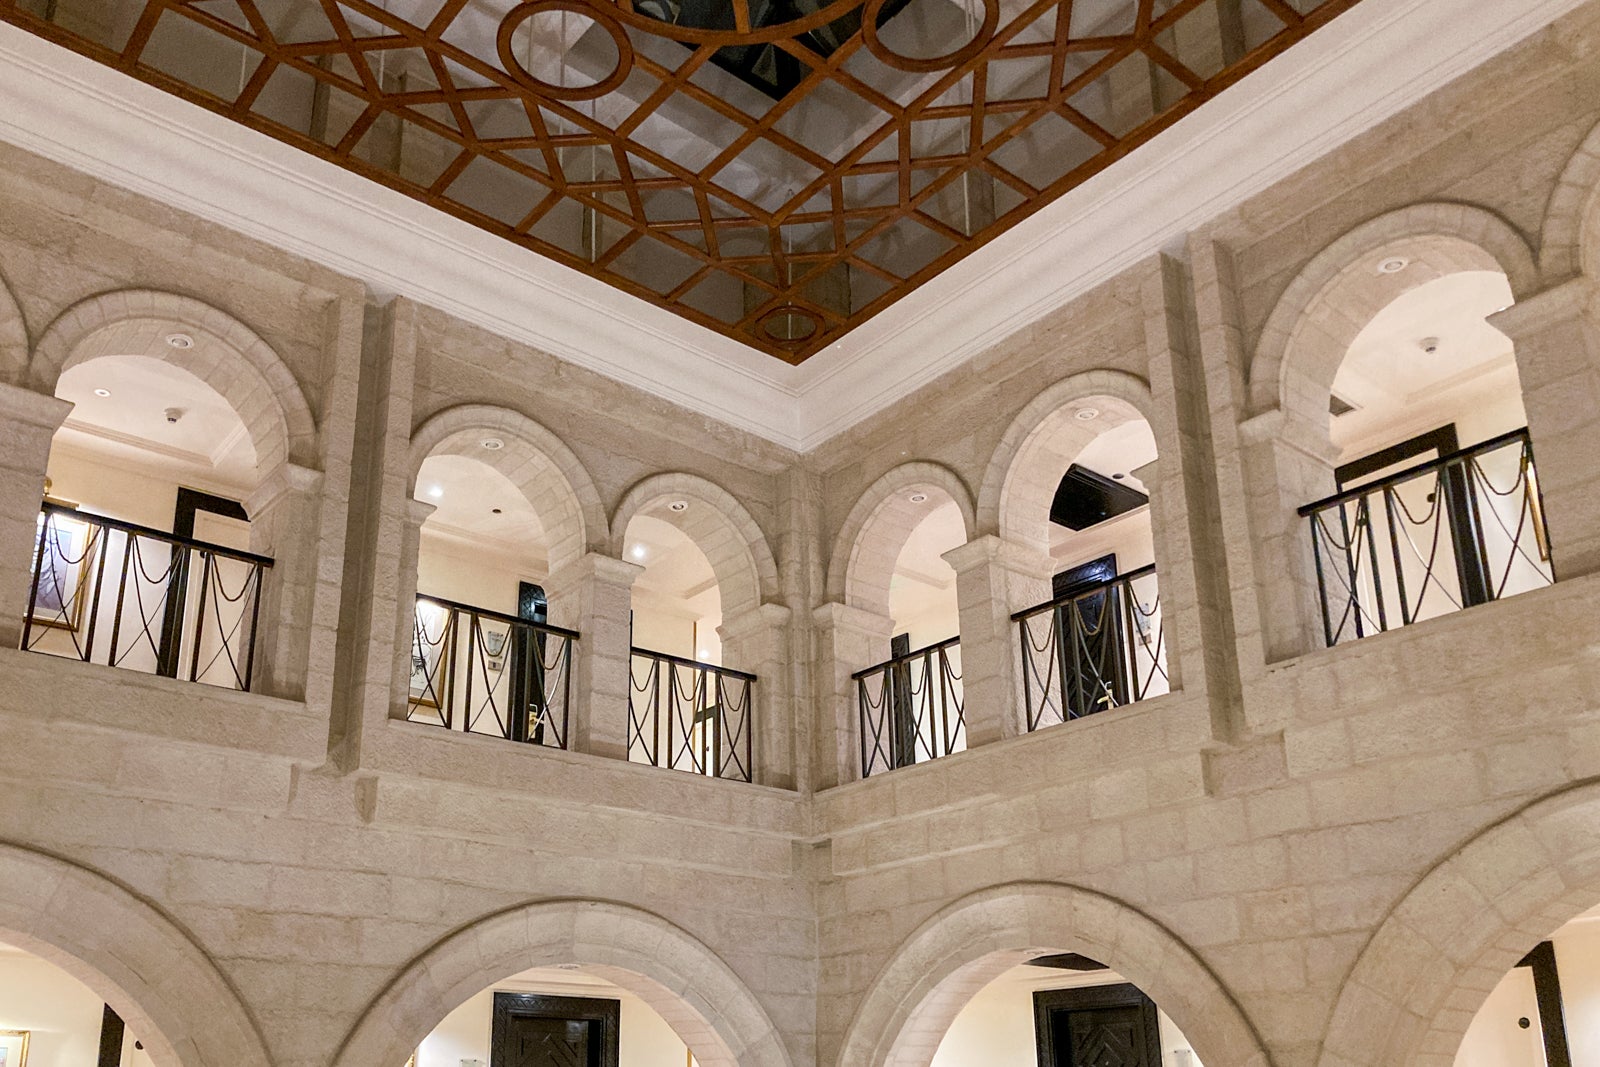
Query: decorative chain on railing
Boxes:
[
  {"xmin": 628, "ymin": 649, "xmax": 755, "ymax": 782},
  {"xmin": 22, "ymin": 503, "xmax": 271, "ymax": 691},
  {"xmin": 1301, "ymin": 428, "xmax": 1554, "ymax": 647},
  {"xmin": 407, "ymin": 595, "xmax": 577, "ymax": 750},
  {"xmin": 855, "ymin": 636, "xmax": 963, "ymax": 778},
  {"xmin": 1014, "ymin": 566, "xmax": 1167, "ymax": 733}
]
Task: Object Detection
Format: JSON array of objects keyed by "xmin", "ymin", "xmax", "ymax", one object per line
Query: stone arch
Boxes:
[
  {"xmin": 1539, "ymin": 117, "xmax": 1600, "ymax": 281},
  {"xmin": 1248, "ymin": 203, "xmax": 1540, "ymax": 422},
  {"xmin": 333, "ymin": 898, "xmax": 795, "ymax": 1067},
  {"xmin": 1319, "ymin": 781, "xmax": 1600, "ymax": 1067},
  {"xmin": 27, "ymin": 290, "xmax": 317, "ymax": 472},
  {"xmin": 410, "ymin": 404, "xmax": 608, "ymax": 576},
  {"xmin": 976, "ymin": 370, "xmax": 1159, "ymax": 553},
  {"xmin": 0, "ymin": 267, "xmax": 26, "ymax": 382},
  {"xmin": 825, "ymin": 461, "xmax": 976, "ymax": 616},
  {"xmin": 838, "ymin": 882, "xmax": 1270, "ymax": 1067},
  {"xmin": 0, "ymin": 841, "xmax": 269, "ymax": 1067},
  {"xmin": 611, "ymin": 473, "xmax": 780, "ymax": 623}
]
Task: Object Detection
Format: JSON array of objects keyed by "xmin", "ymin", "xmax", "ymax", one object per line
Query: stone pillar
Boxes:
[
  {"xmin": 0, "ymin": 384, "xmax": 71, "ymax": 650},
  {"xmin": 811, "ymin": 602, "xmax": 894, "ymax": 789},
  {"xmin": 385, "ymin": 498, "xmax": 435, "ymax": 720},
  {"xmin": 1235, "ymin": 410, "xmax": 1341, "ymax": 659},
  {"xmin": 244, "ymin": 461, "xmax": 325, "ymax": 700},
  {"xmin": 545, "ymin": 553, "xmax": 642, "ymax": 762},
  {"xmin": 943, "ymin": 536, "xmax": 1053, "ymax": 748},
  {"xmin": 1491, "ymin": 278, "xmax": 1600, "ymax": 580},
  {"xmin": 719, "ymin": 602, "xmax": 794, "ymax": 789}
]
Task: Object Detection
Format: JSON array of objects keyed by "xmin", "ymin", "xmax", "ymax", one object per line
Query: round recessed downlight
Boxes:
[
  {"xmin": 93, "ymin": 388, "xmax": 111, "ymax": 397},
  {"xmin": 1377, "ymin": 257, "xmax": 1410, "ymax": 275},
  {"xmin": 481, "ymin": 437, "xmax": 505, "ymax": 451},
  {"xmin": 427, "ymin": 485, "xmax": 443, "ymax": 499},
  {"xmin": 631, "ymin": 544, "xmax": 646, "ymax": 560},
  {"xmin": 165, "ymin": 333, "xmax": 195, "ymax": 349},
  {"xmin": 909, "ymin": 492, "xmax": 929, "ymax": 504},
  {"xmin": 1074, "ymin": 407, "xmax": 1100, "ymax": 421},
  {"xmin": 668, "ymin": 500, "xmax": 689, "ymax": 513}
]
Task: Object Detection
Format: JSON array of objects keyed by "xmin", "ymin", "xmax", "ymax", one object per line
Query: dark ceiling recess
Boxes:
[
  {"xmin": 0, "ymin": 0, "xmax": 1367, "ymax": 360},
  {"xmin": 1030, "ymin": 953, "xmax": 1109, "ymax": 972},
  {"xmin": 1050, "ymin": 464, "xmax": 1148, "ymax": 531}
]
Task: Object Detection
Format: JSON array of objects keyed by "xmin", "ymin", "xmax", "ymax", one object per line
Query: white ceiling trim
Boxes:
[{"xmin": 0, "ymin": 0, "xmax": 1583, "ymax": 453}]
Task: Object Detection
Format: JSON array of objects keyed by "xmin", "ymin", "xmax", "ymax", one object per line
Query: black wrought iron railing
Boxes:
[
  {"xmin": 855, "ymin": 636, "xmax": 964, "ymax": 778},
  {"xmin": 628, "ymin": 649, "xmax": 754, "ymax": 782},
  {"xmin": 408, "ymin": 595, "xmax": 577, "ymax": 749},
  {"xmin": 22, "ymin": 503, "xmax": 272, "ymax": 691},
  {"xmin": 1014, "ymin": 566, "xmax": 1167, "ymax": 732},
  {"xmin": 1299, "ymin": 428, "xmax": 1555, "ymax": 647}
]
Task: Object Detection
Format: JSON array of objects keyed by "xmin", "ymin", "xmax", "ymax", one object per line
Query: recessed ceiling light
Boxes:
[
  {"xmin": 165, "ymin": 333, "xmax": 194, "ymax": 349},
  {"xmin": 668, "ymin": 500, "xmax": 689, "ymax": 512},
  {"xmin": 1419, "ymin": 336, "xmax": 1442, "ymax": 354},
  {"xmin": 93, "ymin": 388, "xmax": 111, "ymax": 397},
  {"xmin": 1377, "ymin": 257, "xmax": 1409, "ymax": 275},
  {"xmin": 481, "ymin": 437, "xmax": 504, "ymax": 451},
  {"xmin": 908, "ymin": 492, "xmax": 929, "ymax": 504},
  {"xmin": 1112, "ymin": 473, "xmax": 1126, "ymax": 480},
  {"xmin": 631, "ymin": 544, "xmax": 646, "ymax": 560},
  {"xmin": 427, "ymin": 485, "xmax": 443, "ymax": 499},
  {"xmin": 491, "ymin": 507, "xmax": 503, "ymax": 515},
  {"xmin": 1074, "ymin": 407, "xmax": 1100, "ymax": 421}
]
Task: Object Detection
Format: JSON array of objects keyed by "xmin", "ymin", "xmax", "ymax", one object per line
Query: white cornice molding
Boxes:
[{"xmin": 0, "ymin": 0, "xmax": 1585, "ymax": 452}]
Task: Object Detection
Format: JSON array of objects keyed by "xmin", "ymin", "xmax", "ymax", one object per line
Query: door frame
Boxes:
[{"xmin": 490, "ymin": 991, "xmax": 620, "ymax": 1067}]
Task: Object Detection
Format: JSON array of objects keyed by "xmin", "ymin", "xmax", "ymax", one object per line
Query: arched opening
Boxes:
[
  {"xmin": 1295, "ymin": 263, "xmax": 1554, "ymax": 646},
  {"xmin": 1454, "ymin": 906, "xmax": 1600, "ymax": 1067},
  {"xmin": 998, "ymin": 393, "xmax": 1169, "ymax": 735},
  {"xmin": 27, "ymin": 350, "xmax": 273, "ymax": 692},
  {"xmin": 409, "ymin": 964, "xmax": 706, "ymax": 1067},
  {"xmin": 0, "ymin": 938, "xmax": 158, "ymax": 1067},
  {"xmin": 921, "ymin": 957, "xmax": 1206, "ymax": 1067},
  {"xmin": 619, "ymin": 488, "xmax": 764, "ymax": 782},
  {"xmin": 842, "ymin": 475, "xmax": 970, "ymax": 778},
  {"xmin": 406, "ymin": 417, "xmax": 594, "ymax": 752}
]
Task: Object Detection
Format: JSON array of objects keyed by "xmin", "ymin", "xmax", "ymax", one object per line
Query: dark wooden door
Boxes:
[
  {"xmin": 491, "ymin": 992, "xmax": 619, "ymax": 1067},
  {"xmin": 1034, "ymin": 983, "xmax": 1162, "ymax": 1067}
]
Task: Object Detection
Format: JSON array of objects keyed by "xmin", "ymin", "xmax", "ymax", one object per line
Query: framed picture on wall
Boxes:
[
  {"xmin": 0, "ymin": 1029, "xmax": 30, "ymax": 1067},
  {"xmin": 409, "ymin": 599, "xmax": 453, "ymax": 709},
  {"xmin": 480, "ymin": 623, "xmax": 510, "ymax": 673},
  {"xmin": 27, "ymin": 509, "xmax": 99, "ymax": 632}
]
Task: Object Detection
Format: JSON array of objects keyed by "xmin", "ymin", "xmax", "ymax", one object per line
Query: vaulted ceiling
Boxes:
[{"xmin": 0, "ymin": 0, "xmax": 1363, "ymax": 360}]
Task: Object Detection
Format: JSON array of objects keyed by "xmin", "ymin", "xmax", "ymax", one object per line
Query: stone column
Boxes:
[
  {"xmin": 1235, "ymin": 410, "xmax": 1341, "ymax": 659},
  {"xmin": 719, "ymin": 602, "xmax": 794, "ymax": 788},
  {"xmin": 942, "ymin": 535, "xmax": 1053, "ymax": 747},
  {"xmin": 244, "ymin": 461, "xmax": 324, "ymax": 701},
  {"xmin": 545, "ymin": 553, "xmax": 642, "ymax": 762},
  {"xmin": 1491, "ymin": 278, "xmax": 1600, "ymax": 580},
  {"xmin": 811, "ymin": 602, "xmax": 894, "ymax": 789},
  {"xmin": 0, "ymin": 384, "xmax": 72, "ymax": 650},
  {"xmin": 385, "ymin": 498, "xmax": 435, "ymax": 720}
]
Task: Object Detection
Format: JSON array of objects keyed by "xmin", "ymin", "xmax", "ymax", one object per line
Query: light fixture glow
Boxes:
[
  {"xmin": 668, "ymin": 500, "xmax": 689, "ymax": 512},
  {"xmin": 427, "ymin": 485, "xmax": 443, "ymax": 499},
  {"xmin": 93, "ymin": 388, "xmax": 111, "ymax": 397},
  {"xmin": 631, "ymin": 544, "xmax": 646, "ymax": 560}
]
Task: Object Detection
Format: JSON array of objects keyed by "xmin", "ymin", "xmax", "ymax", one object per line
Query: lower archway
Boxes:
[
  {"xmin": 334, "ymin": 899, "xmax": 794, "ymax": 1067},
  {"xmin": 0, "ymin": 842, "xmax": 269, "ymax": 1067},
  {"xmin": 838, "ymin": 883, "xmax": 1269, "ymax": 1067}
]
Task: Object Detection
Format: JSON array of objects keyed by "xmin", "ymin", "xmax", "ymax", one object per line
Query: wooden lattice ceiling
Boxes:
[{"xmin": 0, "ymin": 0, "xmax": 1363, "ymax": 361}]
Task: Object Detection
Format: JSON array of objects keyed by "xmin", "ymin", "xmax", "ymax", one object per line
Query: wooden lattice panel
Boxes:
[{"xmin": 0, "ymin": 0, "xmax": 1364, "ymax": 360}]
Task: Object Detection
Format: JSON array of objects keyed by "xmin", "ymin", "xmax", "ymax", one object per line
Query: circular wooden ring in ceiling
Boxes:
[
  {"xmin": 860, "ymin": 0, "xmax": 998, "ymax": 73},
  {"xmin": 757, "ymin": 305, "xmax": 821, "ymax": 345},
  {"xmin": 497, "ymin": 0, "xmax": 635, "ymax": 102},
  {"xmin": 606, "ymin": 0, "xmax": 869, "ymax": 47}
]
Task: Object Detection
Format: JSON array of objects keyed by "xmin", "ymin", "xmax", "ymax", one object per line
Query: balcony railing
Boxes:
[
  {"xmin": 22, "ymin": 503, "xmax": 272, "ymax": 691},
  {"xmin": 407, "ymin": 595, "xmax": 577, "ymax": 749},
  {"xmin": 1300, "ymin": 428, "xmax": 1555, "ymax": 647},
  {"xmin": 1014, "ymin": 567, "xmax": 1167, "ymax": 732},
  {"xmin": 628, "ymin": 649, "xmax": 754, "ymax": 782},
  {"xmin": 855, "ymin": 636, "xmax": 964, "ymax": 779}
]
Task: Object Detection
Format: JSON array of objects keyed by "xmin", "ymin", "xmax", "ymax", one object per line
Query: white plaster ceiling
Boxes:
[
  {"xmin": 417, "ymin": 454, "xmax": 549, "ymax": 571},
  {"xmin": 625, "ymin": 512, "xmax": 722, "ymax": 620},
  {"xmin": 888, "ymin": 498, "xmax": 964, "ymax": 634},
  {"xmin": 54, "ymin": 353, "xmax": 257, "ymax": 492},
  {"xmin": 0, "ymin": 0, "xmax": 1583, "ymax": 450},
  {"xmin": 1331, "ymin": 270, "xmax": 1524, "ymax": 456}
]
